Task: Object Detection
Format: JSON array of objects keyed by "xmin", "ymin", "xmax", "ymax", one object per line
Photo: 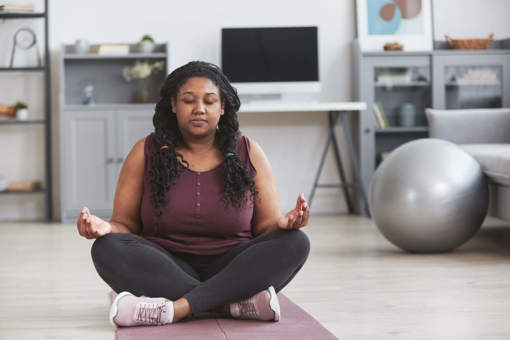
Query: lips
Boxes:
[{"xmin": 190, "ymin": 119, "xmax": 206, "ymax": 127}]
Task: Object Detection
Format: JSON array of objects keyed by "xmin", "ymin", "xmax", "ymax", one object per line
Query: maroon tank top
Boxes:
[{"xmin": 140, "ymin": 133, "xmax": 257, "ymax": 255}]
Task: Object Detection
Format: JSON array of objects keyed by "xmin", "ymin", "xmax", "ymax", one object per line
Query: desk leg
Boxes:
[
  {"xmin": 340, "ymin": 111, "xmax": 371, "ymax": 217},
  {"xmin": 308, "ymin": 111, "xmax": 354, "ymax": 213},
  {"xmin": 308, "ymin": 123, "xmax": 333, "ymax": 207},
  {"xmin": 329, "ymin": 112, "xmax": 355, "ymax": 213}
]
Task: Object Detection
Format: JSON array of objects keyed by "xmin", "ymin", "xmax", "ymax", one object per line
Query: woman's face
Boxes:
[{"xmin": 171, "ymin": 77, "xmax": 225, "ymax": 140}]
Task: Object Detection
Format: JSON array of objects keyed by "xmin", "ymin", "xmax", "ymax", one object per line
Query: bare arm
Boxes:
[
  {"xmin": 249, "ymin": 138, "xmax": 310, "ymax": 237},
  {"xmin": 77, "ymin": 136, "xmax": 146, "ymax": 238},
  {"xmin": 109, "ymin": 136, "xmax": 146, "ymax": 234}
]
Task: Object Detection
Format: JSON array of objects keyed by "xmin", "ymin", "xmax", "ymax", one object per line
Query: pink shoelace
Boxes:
[
  {"xmin": 135, "ymin": 301, "xmax": 167, "ymax": 325},
  {"xmin": 238, "ymin": 299, "xmax": 259, "ymax": 319}
]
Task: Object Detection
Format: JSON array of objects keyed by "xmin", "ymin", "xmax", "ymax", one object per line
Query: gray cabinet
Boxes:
[
  {"xmin": 354, "ymin": 52, "xmax": 431, "ymax": 196},
  {"xmin": 433, "ymin": 53, "xmax": 510, "ymax": 109},
  {"xmin": 60, "ymin": 43, "xmax": 169, "ymax": 222},
  {"xmin": 352, "ymin": 40, "xmax": 510, "ymax": 216},
  {"xmin": 60, "ymin": 108, "xmax": 153, "ymax": 222},
  {"xmin": 61, "ymin": 110, "xmax": 116, "ymax": 218},
  {"xmin": 59, "ymin": 42, "xmax": 169, "ymax": 222}
]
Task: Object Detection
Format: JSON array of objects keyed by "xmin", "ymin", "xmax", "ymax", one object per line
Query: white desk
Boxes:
[{"xmin": 239, "ymin": 101, "xmax": 370, "ymax": 216}]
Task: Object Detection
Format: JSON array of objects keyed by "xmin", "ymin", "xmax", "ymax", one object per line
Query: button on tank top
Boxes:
[{"xmin": 140, "ymin": 133, "xmax": 257, "ymax": 255}]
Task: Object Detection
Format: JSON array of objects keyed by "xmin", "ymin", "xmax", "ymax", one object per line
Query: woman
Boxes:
[{"xmin": 77, "ymin": 61, "xmax": 310, "ymax": 327}]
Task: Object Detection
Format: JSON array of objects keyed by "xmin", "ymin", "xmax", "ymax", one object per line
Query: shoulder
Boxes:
[
  {"xmin": 125, "ymin": 134, "xmax": 149, "ymax": 166},
  {"xmin": 245, "ymin": 136, "xmax": 262, "ymax": 157},
  {"xmin": 245, "ymin": 137, "xmax": 270, "ymax": 172}
]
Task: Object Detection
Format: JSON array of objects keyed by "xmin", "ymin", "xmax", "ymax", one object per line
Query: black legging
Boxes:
[{"xmin": 91, "ymin": 228, "xmax": 310, "ymax": 316}]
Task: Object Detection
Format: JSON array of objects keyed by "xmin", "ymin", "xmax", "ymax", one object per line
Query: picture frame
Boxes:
[{"xmin": 356, "ymin": 0, "xmax": 433, "ymax": 52}]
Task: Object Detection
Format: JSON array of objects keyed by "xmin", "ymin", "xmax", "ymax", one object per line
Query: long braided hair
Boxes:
[{"xmin": 149, "ymin": 61, "xmax": 258, "ymax": 224}]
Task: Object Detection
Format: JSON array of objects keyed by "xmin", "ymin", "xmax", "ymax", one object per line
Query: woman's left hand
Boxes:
[{"xmin": 277, "ymin": 193, "xmax": 310, "ymax": 230}]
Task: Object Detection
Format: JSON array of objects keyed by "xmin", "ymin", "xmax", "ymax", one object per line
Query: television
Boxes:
[{"xmin": 221, "ymin": 26, "xmax": 320, "ymax": 103}]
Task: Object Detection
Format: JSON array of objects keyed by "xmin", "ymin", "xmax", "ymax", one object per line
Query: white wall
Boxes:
[{"xmin": 0, "ymin": 0, "xmax": 509, "ymax": 221}]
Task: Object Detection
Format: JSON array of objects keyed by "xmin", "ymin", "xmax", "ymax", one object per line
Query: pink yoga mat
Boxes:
[{"xmin": 110, "ymin": 291, "xmax": 338, "ymax": 340}]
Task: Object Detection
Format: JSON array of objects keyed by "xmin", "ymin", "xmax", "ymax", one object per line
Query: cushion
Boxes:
[{"xmin": 460, "ymin": 144, "xmax": 510, "ymax": 186}]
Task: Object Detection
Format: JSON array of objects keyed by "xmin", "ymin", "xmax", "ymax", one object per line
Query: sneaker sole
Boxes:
[
  {"xmin": 109, "ymin": 291, "xmax": 133, "ymax": 327},
  {"xmin": 268, "ymin": 286, "xmax": 280, "ymax": 322}
]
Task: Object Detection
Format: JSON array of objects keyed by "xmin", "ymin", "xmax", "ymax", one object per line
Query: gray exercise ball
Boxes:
[{"xmin": 370, "ymin": 138, "xmax": 488, "ymax": 253}]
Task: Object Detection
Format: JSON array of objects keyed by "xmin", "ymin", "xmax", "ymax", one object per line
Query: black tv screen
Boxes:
[{"xmin": 221, "ymin": 27, "xmax": 319, "ymax": 83}]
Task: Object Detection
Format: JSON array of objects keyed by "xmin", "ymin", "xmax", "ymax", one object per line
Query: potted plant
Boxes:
[
  {"xmin": 138, "ymin": 34, "xmax": 155, "ymax": 53},
  {"xmin": 122, "ymin": 61, "xmax": 164, "ymax": 102},
  {"xmin": 14, "ymin": 102, "xmax": 28, "ymax": 120}
]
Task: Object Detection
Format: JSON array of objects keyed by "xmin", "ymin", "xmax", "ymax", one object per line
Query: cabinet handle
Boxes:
[
  {"xmin": 106, "ymin": 158, "xmax": 114, "ymax": 164},
  {"xmin": 364, "ymin": 128, "xmax": 371, "ymax": 134},
  {"xmin": 116, "ymin": 157, "xmax": 124, "ymax": 163}
]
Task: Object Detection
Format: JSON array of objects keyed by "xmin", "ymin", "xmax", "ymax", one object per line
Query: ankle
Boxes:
[{"xmin": 172, "ymin": 298, "xmax": 192, "ymax": 322}]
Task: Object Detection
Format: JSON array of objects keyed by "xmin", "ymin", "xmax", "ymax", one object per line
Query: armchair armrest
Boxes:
[{"xmin": 426, "ymin": 108, "xmax": 510, "ymax": 144}]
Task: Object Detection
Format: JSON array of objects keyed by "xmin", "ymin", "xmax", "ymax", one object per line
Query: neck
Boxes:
[{"xmin": 180, "ymin": 133, "xmax": 217, "ymax": 154}]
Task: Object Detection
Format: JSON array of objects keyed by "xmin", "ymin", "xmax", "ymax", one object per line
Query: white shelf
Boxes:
[
  {"xmin": 375, "ymin": 126, "xmax": 429, "ymax": 133},
  {"xmin": 63, "ymin": 53, "xmax": 166, "ymax": 60},
  {"xmin": 374, "ymin": 81, "xmax": 430, "ymax": 87},
  {"xmin": 239, "ymin": 102, "xmax": 367, "ymax": 113},
  {"xmin": 446, "ymin": 81, "xmax": 500, "ymax": 86}
]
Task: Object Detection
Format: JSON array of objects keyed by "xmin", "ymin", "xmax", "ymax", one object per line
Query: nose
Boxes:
[{"xmin": 192, "ymin": 100, "xmax": 206, "ymax": 115}]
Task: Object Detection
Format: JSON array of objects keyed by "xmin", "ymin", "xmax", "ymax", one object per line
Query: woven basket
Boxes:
[{"xmin": 445, "ymin": 33, "xmax": 494, "ymax": 50}]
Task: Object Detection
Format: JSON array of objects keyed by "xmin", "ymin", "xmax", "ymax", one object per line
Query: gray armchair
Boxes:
[{"xmin": 426, "ymin": 108, "xmax": 510, "ymax": 221}]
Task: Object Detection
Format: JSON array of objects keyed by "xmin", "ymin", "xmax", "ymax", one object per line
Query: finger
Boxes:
[
  {"xmin": 85, "ymin": 217, "xmax": 94, "ymax": 235},
  {"xmin": 90, "ymin": 229, "xmax": 101, "ymax": 238},
  {"xmin": 292, "ymin": 211, "xmax": 305, "ymax": 229},
  {"xmin": 288, "ymin": 213, "xmax": 299, "ymax": 229},
  {"xmin": 296, "ymin": 193, "xmax": 304, "ymax": 210},
  {"xmin": 77, "ymin": 211, "xmax": 87, "ymax": 236},
  {"xmin": 301, "ymin": 205, "xmax": 310, "ymax": 227},
  {"xmin": 300, "ymin": 195, "xmax": 308, "ymax": 211}
]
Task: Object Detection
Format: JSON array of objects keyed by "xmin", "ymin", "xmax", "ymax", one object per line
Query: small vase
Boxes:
[
  {"xmin": 16, "ymin": 108, "xmax": 29, "ymax": 120},
  {"xmin": 74, "ymin": 39, "xmax": 90, "ymax": 54},
  {"xmin": 136, "ymin": 79, "xmax": 150, "ymax": 103},
  {"xmin": 138, "ymin": 90, "xmax": 150, "ymax": 103},
  {"xmin": 138, "ymin": 40, "xmax": 154, "ymax": 53}
]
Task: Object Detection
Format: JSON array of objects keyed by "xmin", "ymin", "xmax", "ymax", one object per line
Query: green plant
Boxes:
[
  {"xmin": 14, "ymin": 101, "xmax": 28, "ymax": 110},
  {"xmin": 141, "ymin": 34, "xmax": 154, "ymax": 42}
]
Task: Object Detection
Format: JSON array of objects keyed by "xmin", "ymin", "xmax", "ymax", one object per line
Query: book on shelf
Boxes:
[
  {"xmin": 0, "ymin": 4, "xmax": 35, "ymax": 11},
  {"xmin": 90, "ymin": 44, "xmax": 130, "ymax": 55},
  {"xmin": 372, "ymin": 103, "xmax": 385, "ymax": 128},
  {"xmin": 7, "ymin": 180, "xmax": 42, "ymax": 191},
  {"xmin": 373, "ymin": 102, "xmax": 389, "ymax": 128}
]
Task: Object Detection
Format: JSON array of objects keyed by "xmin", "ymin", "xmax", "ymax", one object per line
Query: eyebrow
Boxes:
[{"xmin": 181, "ymin": 91, "xmax": 218, "ymax": 96}]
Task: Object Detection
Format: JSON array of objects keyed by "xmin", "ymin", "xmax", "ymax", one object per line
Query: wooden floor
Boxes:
[{"xmin": 1, "ymin": 215, "xmax": 510, "ymax": 340}]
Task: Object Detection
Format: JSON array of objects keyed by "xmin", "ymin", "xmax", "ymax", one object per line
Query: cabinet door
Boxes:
[
  {"xmin": 433, "ymin": 54, "xmax": 510, "ymax": 109},
  {"xmin": 61, "ymin": 110, "xmax": 116, "ymax": 219},
  {"xmin": 115, "ymin": 109, "xmax": 154, "ymax": 177},
  {"xmin": 359, "ymin": 55, "xmax": 431, "ymax": 199}
]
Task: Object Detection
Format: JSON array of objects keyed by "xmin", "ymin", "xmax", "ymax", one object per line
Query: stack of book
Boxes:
[
  {"xmin": 373, "ymin": 102, "xmax": 389, "ymax": 128},
  {"xmin": 90, "ymin": 44, "xmax": 130, "ymax": 55}
]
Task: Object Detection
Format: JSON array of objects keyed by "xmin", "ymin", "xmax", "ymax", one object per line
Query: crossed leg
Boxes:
[{"xmin": 91, "ymin": 228, "xmax": 310, "ymax": 321}]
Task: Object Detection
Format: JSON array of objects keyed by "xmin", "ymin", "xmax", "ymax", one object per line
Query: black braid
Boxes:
[{"xmin": 149, "ymin": 61, "xmax": 258, "ymax": 226}]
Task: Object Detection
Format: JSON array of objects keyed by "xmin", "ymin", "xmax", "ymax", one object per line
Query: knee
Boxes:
[
  {"xmin": 90, "ymin": 233, "xmax": 121, "ymax": 266},
  {"xmin": 278, "ymin": 229, "xmax": 311, "ymax": 264}
]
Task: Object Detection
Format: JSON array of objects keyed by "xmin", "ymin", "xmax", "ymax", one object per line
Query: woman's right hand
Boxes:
[{"xmin": 77, "ymin": 207, "xmax": 112, "ymax": 239}]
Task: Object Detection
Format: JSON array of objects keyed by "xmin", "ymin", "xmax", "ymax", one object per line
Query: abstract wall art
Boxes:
[{"xmin": 356, "ymin": 0, "xmax": 433, "ymax": 51}]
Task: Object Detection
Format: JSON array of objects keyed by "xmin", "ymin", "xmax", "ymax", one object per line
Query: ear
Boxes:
[
  {"xmin": 171, "ymin": 97, "xmax": 176, "ymax": 113},
  {"xmin": 221, "ymin": 101, "xmax": 225, "ymax": 115}
]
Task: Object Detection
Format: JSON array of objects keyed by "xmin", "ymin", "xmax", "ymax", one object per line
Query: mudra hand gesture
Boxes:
[
  {"xmin": 277, "ymin": 193, "xmax": 310, "ymax": 230},
  {"xmin": 77, "ymin": 207, "xmax": 112, "ymax": 239}
]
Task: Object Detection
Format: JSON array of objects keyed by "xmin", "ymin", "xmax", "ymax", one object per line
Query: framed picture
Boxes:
[{"xmin": 356, "ymin": 0, "xmax": 433, "ymax": 51}]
